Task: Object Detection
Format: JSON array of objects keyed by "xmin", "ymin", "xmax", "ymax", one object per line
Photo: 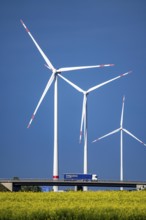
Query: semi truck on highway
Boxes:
[{"xmin": 64, "ymin": 174, "xmax": 98, "ymax": 181}]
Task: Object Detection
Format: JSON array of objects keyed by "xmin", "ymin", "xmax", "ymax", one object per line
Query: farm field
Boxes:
[{"xmin": 0, "ymin": 191, "xmax": 146, "ymax": 220}]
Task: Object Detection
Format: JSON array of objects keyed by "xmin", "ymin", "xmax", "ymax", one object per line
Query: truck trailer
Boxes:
[{"xmin": 64, "ymin": 173, "xmax": 98, "ymax": 181}]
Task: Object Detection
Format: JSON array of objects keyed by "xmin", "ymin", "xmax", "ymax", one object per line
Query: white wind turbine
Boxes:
[
  {"xmin": 20, "ymin": 20, "xmax": 114, "ymax": 191},
  {"xmin": 59, "ymin": 71, "xmax": 131, "ymax": 191},
  {"xmin": 93, "ymin": 96, "xmax": 146, "ymax": 189}
]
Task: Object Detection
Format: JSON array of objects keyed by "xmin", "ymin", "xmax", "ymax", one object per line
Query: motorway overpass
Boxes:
[{"xmin": 1, "ymin": 179, "xmax": 146, "ymax": 191}]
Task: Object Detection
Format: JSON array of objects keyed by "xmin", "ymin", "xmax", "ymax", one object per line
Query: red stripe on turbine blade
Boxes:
[
  {"xmin": 109, "ymin": 64, "xmax": 115, "ymax": 66},
  {"xmin": 99, "ymin": 64, "xmax": 105, "ymax": 68},
  {"xmin": 27, "ymin": 115, "xmax": 35, "ymax": 128},
  {"xmin": 120, "ymin": 71, "xmax": 132, "ymax": 77},
  {"xmin": 20, "ymin": 20, "xmax": 30, "ymax": 33},
  {"xmin": 32, "ymin": 114, "xmax": 35, "ymax": 120},
  {"xmin": 26, "ymin": 27, "xmax": 30, "ymax": 33},
  {"xmin": 20, "ymin": 19, "xmax": 24, "ymax": 25},
  {"xmin": 27, "ymin": 123, "xmax": 30, "ymax": 129},
  {"xmin": 53, "ymin": 176, "xmax": 59, "ymax": 179}
]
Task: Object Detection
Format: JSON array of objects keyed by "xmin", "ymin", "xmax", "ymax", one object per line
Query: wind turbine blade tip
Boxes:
[
  {"xmin": 27, "ymin": 123, "xmax": 31, "ymax": 129},
  {"xmin": 27, "ymin": 120, "xmax": 33, "ymax": 128},
  {"xmin": 120, "ymin": 70, "xmax": 132, "ymax": 77},
  {"xmin": 92, "ymin": 139, "xmax": 98, "ymax": 143},
  {"xmin": 126, "ymin": 70, "xmax": 132, "ymax": 75},
  {"xmin": 128, "ymin": 70, "xmax": 132, "ymax": 74},
  {"xmin": 20, "ymin": 19, "xmax": 25, "ymax": 26},
  {"xmin": 99, "ymin": 64, "xmax": 114, "ymax": 67},
  {"xmin": 20, "ymin": 19, "xmax": 29, "ymax": 32},
  {"xmin": 27, "ymin": 114, "xmax": 35, "ymax": 128}
]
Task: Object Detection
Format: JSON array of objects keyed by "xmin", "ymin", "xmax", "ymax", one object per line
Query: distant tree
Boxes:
[
  {"xmin": 13, "ymin": 176, "xmax": 20, "ymax": 180},
  {"xmin": 21, "ymin": 186, "xmax": 42, "ymax": 192}
]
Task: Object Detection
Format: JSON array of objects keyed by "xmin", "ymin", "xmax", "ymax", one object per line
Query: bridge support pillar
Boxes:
[{"xmin": 1, "ymin": 183, "xmax": 13, "ymax": 191}]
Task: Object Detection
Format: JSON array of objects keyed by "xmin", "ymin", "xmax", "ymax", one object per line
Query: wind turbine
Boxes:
[
  {"xmin": 59, "ymin": 71, "xmax": 131, "ymax": 191},
  {"xmin": 20, "ymin": 20, "xmax": 114, "ymax": 191},
  {"xmin": 92, "ymin": 96, "xmax": 146, "ymax": 189}
]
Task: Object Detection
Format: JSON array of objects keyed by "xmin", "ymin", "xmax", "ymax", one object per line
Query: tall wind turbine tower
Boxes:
[
  {"xmin": 93, "ymin": 96, "xmax": 146, "ymax": 189},
  {"xmin": 59, "ymin": 72, "xmax": 131, "ymax": 191}
]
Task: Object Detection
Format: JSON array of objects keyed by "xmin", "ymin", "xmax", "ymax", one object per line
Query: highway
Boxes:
[{"xmin": 1, "ymin": 179, "xmax": 146, "ymax": 190}]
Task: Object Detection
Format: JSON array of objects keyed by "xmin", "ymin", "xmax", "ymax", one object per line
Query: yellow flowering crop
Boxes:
[{"xmin": 0, "ymin": 191, "xmax": 146, "ymax": 219}]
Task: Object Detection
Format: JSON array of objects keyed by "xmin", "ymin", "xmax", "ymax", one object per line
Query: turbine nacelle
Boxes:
[{"xmin": 83, "ymin": 91, "xmax": 88, "ymax": 96}]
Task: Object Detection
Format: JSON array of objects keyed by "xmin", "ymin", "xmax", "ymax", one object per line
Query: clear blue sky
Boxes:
[{"xmin": 1, "ymin": 0, "xmax": 146, "ymax": 182}]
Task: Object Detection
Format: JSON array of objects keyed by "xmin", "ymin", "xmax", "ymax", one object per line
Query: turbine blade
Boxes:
[
  {"xmin": 57, "ymin": 64, "xmax": 114, "ymax": 72},
  {"xmin": 123, "ymin": 128, "xmax": 146, "ymax": 146},
  {"xmin": 92, "ymin": 128, "xmax": 120, "ymax": 143},
  {"xmin": 79, "ymin": 95, "xmax": 86, "ymax": 143},
  {"xmin": 120, "ymin": 96, "xmax": 125, "ymax": 127},
  {"xmin": 20, "ymin": 20, "xmax": 55, "ymax": 72},
  {"xmin": 87, "ymin": 71, "xmax": 132, "ymax": 93},
  {"xmin": 27, "ymin": 73, "xmax": 55, "ymax": 128},
  {"xmin": 58, "ymin": 74, "xmax": 84, "ymax": 93}
]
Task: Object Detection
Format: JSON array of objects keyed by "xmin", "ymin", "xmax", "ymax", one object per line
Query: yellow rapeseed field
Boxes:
[{"xmin": 0, "ymin": 191, "xmax": 146, "ymax": 219}]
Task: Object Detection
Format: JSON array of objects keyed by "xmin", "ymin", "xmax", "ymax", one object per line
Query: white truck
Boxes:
[{"xmin": 64, "ymin": 173, "xmax": 98, "ymax": 181}]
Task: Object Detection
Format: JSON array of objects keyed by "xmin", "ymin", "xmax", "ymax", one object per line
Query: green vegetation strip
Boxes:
[{"xmin": 0, "ymin": 191, "xmax": 146, "ymax": 220}]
